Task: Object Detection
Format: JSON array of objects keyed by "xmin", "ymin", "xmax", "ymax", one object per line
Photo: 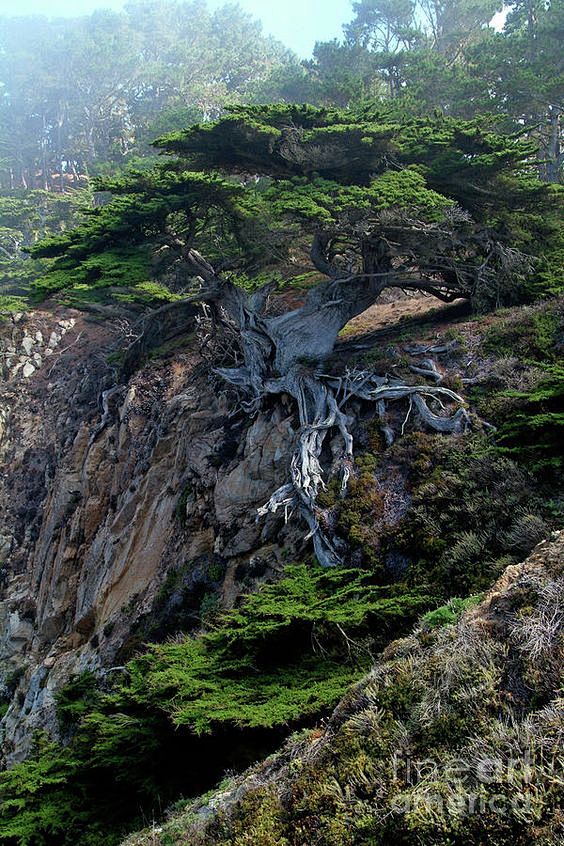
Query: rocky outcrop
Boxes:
[{"xmin": 0, "ymin": 306, "xmax": 302, "ymax": 762}]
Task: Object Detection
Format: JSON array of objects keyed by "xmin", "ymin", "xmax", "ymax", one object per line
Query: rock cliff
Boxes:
[{"xmin": 0, "ymin": 306, "xmax": 303, "ymax": 761}]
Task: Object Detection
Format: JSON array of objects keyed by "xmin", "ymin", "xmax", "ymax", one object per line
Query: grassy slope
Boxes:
[{"xmin": 123, "ymin": 531, "xmax": 564, "ymax": 846}]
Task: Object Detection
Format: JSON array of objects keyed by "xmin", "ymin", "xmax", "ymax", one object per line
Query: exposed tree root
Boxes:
[
  {"xmin": 409, "ymin": 358, "xmax": 442, "ymax": 382},
  {"xmin": 256, "ymin": 368, "xmax": 470, "ymax": 567},
  {"xmin": 130, "ymin": 272, "xmax": 475, "ymax": 566}
]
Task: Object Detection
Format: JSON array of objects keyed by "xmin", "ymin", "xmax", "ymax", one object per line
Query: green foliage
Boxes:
[
  {"xmin": 158, "ymin": 104, "xmax": 538, "ymax": 208},
  {"xmin": 482, "ymin": 303, "xmax": 561, "ymax": 361},
  {"xmin": 29, "ymin": 168, "xmax": 272, "ymax": 301},
  {"xmin": 495, "ymin": 364, "xmax": 564, "ymax": 473},
  {"xmin": 120, "ymin": 564, "xmax": 432, "ymax": 734},
  {"xmin": 29, "ymin": 106, "xmax": 557, "ymax": 309},
  {"xmin": 0, "ymin": 295, "xmax": 28, "ymax": 316},
  {"xmin": 0, "ymin": 189, "xmax": 90, "ymax": 306},
  {"xmin": 0, "ymin": 565, "xmax": 433, "ymax": 846},
  {"xmin": 115, "ymin": 282, "xmax": 184, "ymax": 305},
  {"xmin": 269, "ymin": 169, "xmax": 451, "ymax": 226},
  {"xmin": 473, "ymin": 301, "xmax": 564, "ymax": 473},
  {"xmin": 332, "ymin": 460, "xmax": 385, "ymax": 569},
  {"xmin": 55, "ymin": 672, "xmax": 100, "ymax": 728},
  {"xmin": 0, "ymin": 735, "xmax": 106, "ymax": 846},
  {"xmin": 199, "ymin": 592, "xmax": 221, "ymax": 626},
  {"xmin": 2, "ymin": 296, "xmax": 560, "ymax": 843},
  {"xmin": 384, "ymin": 432, "xmax": 551, "ymax": 594},
  {"xmin": 0, "ymin": 4, "xmax": 562, "ymax": 845},
  {"xmin": 528, "ymin": 212, "xmax": 564, "ymax": 298},
  {"xmin": 134, "ymin": 543, "xmax": 564, "ymax": 846},
  {"xmin": 33, "ymin": 248, "xmax": 152, "ymax": 295},
  {"xmin": 421, "ymin": 594, "xmax": 483, "ymax": 629}
]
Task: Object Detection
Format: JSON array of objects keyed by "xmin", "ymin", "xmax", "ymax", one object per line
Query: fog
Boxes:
[{"xmin": 0, "ymin": 0, "xmax": 354, "ymax": 57}]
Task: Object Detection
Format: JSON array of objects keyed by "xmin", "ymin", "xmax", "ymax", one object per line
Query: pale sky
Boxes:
[{"xmin": 0, "ymin": 0, "xmax": 355, "ymax": 57}]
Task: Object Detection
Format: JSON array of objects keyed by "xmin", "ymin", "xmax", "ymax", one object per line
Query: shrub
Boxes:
[
  {"xmin": 482, "ymin": 302, "xmax": 561, "ymax": 363},
  {"xmin": 56, "ymin": 671, "xmax": 99, "ymax": 727},
  {"xmin": 383, "ymin": 433, "xmax": 554, "ymax": 596},
  {"xmin": 0, "ymin": 565, "xmax": 435, "ymax": 846},
  {"xmin": 421, "ymin": 595, "xmax": 483, "ymax": 630}
]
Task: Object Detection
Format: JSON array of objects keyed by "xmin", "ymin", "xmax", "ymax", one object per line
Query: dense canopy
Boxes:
[{"xmin": 32, "ymin": 104, "xmax": 558, "ymax": 311}]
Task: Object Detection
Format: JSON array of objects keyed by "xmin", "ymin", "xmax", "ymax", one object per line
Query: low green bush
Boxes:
[
  {"xmin": 0, "ymin": 565, "xmax": 434, "ymax": 846},
  {"xmin": 482, "ymin": 302, "xmax": 561, "ymax": 362},
  {"xmin": 421, "ymin": 594, "xmax": 483, "ymax": 630}
]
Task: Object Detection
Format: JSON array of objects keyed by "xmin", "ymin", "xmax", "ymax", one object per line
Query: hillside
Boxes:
[
  {"xmin": 0, "ymin": 287, "xmax": 561, "ymax": 844},
  {"xmin": 123, "ymin": 530, "xmax": 564, "ymax": 846}
]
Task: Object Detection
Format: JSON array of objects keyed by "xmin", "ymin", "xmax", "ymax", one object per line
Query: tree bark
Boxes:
[{"xmin": 202, "ymin": 272, "xmax": 472, "ymax": 566}]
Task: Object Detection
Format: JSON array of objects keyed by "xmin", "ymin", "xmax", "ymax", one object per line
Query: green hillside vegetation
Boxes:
[
  {"xmin": 124, "ymin": 533, "xmax": 563, "ymax": 846},
  {"xmin": 0, "ymin": 569, "xmax": 429, "ymax": 845}
]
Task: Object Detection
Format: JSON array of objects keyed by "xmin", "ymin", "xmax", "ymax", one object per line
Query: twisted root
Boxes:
[{"xmin": 257, "ymin": 368, "xmax": 470, "ymax": 566}]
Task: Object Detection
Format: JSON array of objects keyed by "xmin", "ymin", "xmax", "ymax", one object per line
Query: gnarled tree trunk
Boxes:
[{"xmin": 187, "ymin": 254, "xmax": 471, "ymax": 566}]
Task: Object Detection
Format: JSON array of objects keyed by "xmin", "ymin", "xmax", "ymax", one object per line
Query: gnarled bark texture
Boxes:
[{"xmin": 184, "ymin": 250, "xmax": 472, "ymax": 566}]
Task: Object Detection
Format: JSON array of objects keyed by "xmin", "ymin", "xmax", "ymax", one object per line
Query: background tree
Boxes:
[
  {"xmin": 2, "ymin": 0, "xmax": 559, "ymax": 189},
  {"xmin": 0, "ymin": 1, "xmax": 293, "ymax": 190},
  {"xmin": 468, "ymin": 0, "xmax": 563, "ymax": 181},
  {"xmin": 0, "ymin": 190, "xmax": 89, "ymax": 300},
  {"xmin": 251, "ymin": 0, "xmax": 561, "ymax": 184}
]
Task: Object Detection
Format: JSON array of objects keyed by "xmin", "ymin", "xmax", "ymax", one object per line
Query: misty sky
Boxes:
[{"xmin": 0, "ymin": 0, "xmax": 355, "ymax": 57}]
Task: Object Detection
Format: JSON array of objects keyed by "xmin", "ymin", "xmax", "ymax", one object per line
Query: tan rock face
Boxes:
[
  {"xmin": 214, "ymin": 410, "xmax": 295, "ymax": 556},
  {"xmin": 0, "ymin": 307, "xmax": 302, "ymax": 762}
]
